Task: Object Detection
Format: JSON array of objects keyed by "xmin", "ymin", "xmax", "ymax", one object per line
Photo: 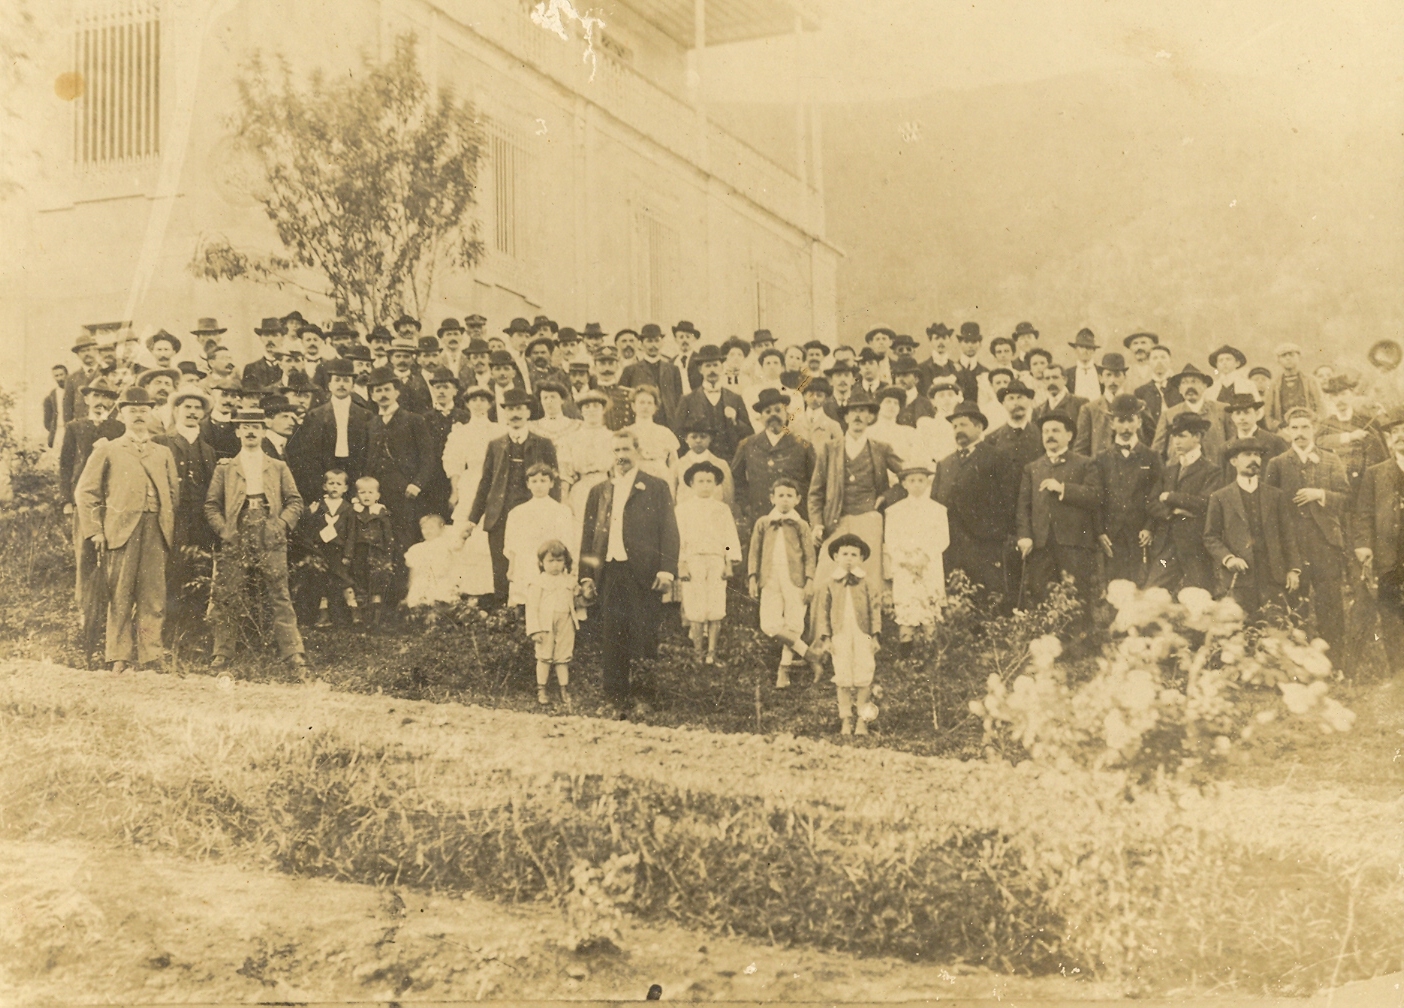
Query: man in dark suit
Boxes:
[
  {"xmin": 1094, "ymin": 394, "xmax": 1163, "ymax": 586},
  {"xmin": 242, "ymin": 318, "xmax": 288, "ymax": 390},
  {"xmin": 1074, "ymin": 353, "xmax": 1133, "ymax": 458},
  {"xmin": 1353, "ymin": 408, "xmax": 1404, "ymax": 675},
  {"xmin": 579, "ymin": 429, "xmax": 679, "ymax": 717},
  {"xmin": 1034, "ymin": 367, "xmax": 1087, "ymax": 431},
  {"xmin": 1134, "ymin": 344, "xmax": 1180, "ymax": 444},
  {"xmin": 461, "ymin": 388, "xmax": 559, "ymax": 601},
  {"xmin": 364, "ymin": 367, "xmax": 438, "ymax": 572},
  {"xmin": 891, "ymin": 356, "xmax": 934, "ymax": 426},
  {"xmin": 285, "ymin": 359, "xmax": 371, "ymax": 501},
  {"xmin": 732, "ymin": 388, "xmax": 816, "ymax": 534},
  {"xmin": 1226, "ymin": 394, "xmax": 1288, "ymax": 465},
  {"xmin": 671, "ymin": 344, "xmax": 753, "ymax": 460},
  {"xmin": 1149, "ymin": 412, "xmax": 1223, "ymax": 593},
  {"xmin": 1152, "ymin": 364, "xmax": 1232, "ymax": 467},
  {"xmin": 918, "ymin": 323, "xmax": 959, "ymax": 396},
  {"xmin": 43, "ymin": 365, "xmax": 68, "ymax": 448},
  {"xmin": 671, "ymin": 321, "xmax": 703, "ymax": 393},
  {"xmin": 390, "ymin": 338, "xmax": 432, "ymax": 414},
  {"xmin": 590, "ymin": 347, "xmax": 635, "ymax": 432},
  {"xmin": 60, "ymin": 376, "xmax": 124, "ymax": 510},
  {"xmin": 952, "ymin": 322, "xmax": 988, "ymax": 402},
  {"xmin": 1016, "ymin": 412, "xmax": 1102, "ymax": 607},
  {"xmin": 154, "ymin": 385, "xmax": 219, "ymax": 644},
  {"xmin": 621, "ymin": 324, "xmax": 685, "ymax": 424},
  {"xmin": 64, "ymin": 333, "xmax": 102, "ymax": 424},
  {"xmin": 985, "ymin": 381, "xmax": 1042, "ymax": 604},
  {"xmin": 421, "ymin": 367, "xmax": 465, "ymax": 519},
  {"xmin": 934, "ymin": 401, "xmax": 1006, "ymax": 595},
  {"xmin": 1205, "ymin": 438, "xmax": 1301, "ymax": 617},
  {"xmin": 1265, "ymin": 408, "xmax": 1352, "ymax": 654}
]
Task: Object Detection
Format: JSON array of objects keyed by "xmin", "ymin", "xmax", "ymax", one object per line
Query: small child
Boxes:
[
  {"xmin": 881, "ymin": 462, "xmax": 949, "ymax": 651},
  {"xmin": 502, "ymin": 463, "xmax": 576, "ymax": 607},
  {"xmin": 345, "ymin": 475, "xmax": 396, "ymax": 626},
  {"xmin": 746, "ymin": 478, "xmax": 816, "ymax": 688},
  {"xmin": 295, "ymin": 468, "xmax": 355, "ymax": 627},
  {"xmin": 811, "ymin": 533, "xmax": 881, "ymax": 736},
  {"xmin": 403, "ymin": 513, "xmax": 463, "ymax": 608},
  {"xmin": 522, "ymin": 539, "xmax": 586, "ymax": 708},
  {"xmin": 674, "ymin": 461, "xmax": 742, "ymax": 664}
]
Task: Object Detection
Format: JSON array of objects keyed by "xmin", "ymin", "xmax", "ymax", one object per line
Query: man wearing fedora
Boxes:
[
  {"xmin": 1262, "ymin": 343, "xmax": 1324, "ymax": 431},
  {"xmin": 1073, "ymin": 353, "xmax": 1134, "ymax": 458},
  {"xmin": 1065, "ymin": 328, "xmax": 1102, "ymax": 401},
  {"xmin": 1016, "ymin": 411, "xmax": 1102, "ymax": 609},
  {"xmin": 292, "ymin": 357, "xmax": 373, "ymax": 501},
  {"xmin": 1149, "ymin": 411, "xmax": 1224, "ymax": 593},
  {"xmin": 205, "ymin": 408, "xmax": 307, "ymax": 670},
  {"xmin": 1353, "ymin": 407, "xmax": 1404, "ymax": 675},
  {"xmin": 145, "ymin": 329, "xmax": 181, "ymax": 371},
  {"xmin": 671, "ymin": 344, "xmax": 754, "ymax": 461},
  {"xmin": 1094, "ymin": 394, "xmax": 1164, "ymax": 586},
  {"xmin": 1205, "ymin": 438, "xmax": 1301, "ymax": 618},
  {"xmin": 155, "ymin": 384, "xmax": 219, "ymax": 643},
  {"xmin": 1152, "ymin": 363, "xmax": 1232, "ymax": 468},
  {"xmin": 136, "ymin": 366, "xmax": 181, "ymax": 436},
  {"xmin": 934, "ymin": 399, "xmax": 1006, "ymax": 595},
  {"xmin": 501, "ymin": 317, "xmax": 535, "ymax": 391},
  {"xmin": 1208, "ymin": 344, "xmax": 1255, "ymax": 404},
  {"xmin": 462, "ymin": 387, "xmax": 559, "ymax": 601},
  {"xmin": 1225, "ymin": 393, "xmax": 1287, "ymax": 462},
  {"xmin": 733, "ymin": 387, "xmax": 816, "ymax": 535},
  {"xmin": 75, "ymin": 386, "xmax": 180, "ymax": 672},
  {"xmin": 622, "ymin": 324, "xmax": 684, "ymax": 423},
  {"xmin": 365, "ymin": 366, "xmax": 438, "ymax": 571},
  {"xmin": 243, "ymin": 318, "xmax": 288, "ymax": 390},
  {"xmin": 64, "ymin": 331, "xmax": 104, "ymax": 423},
  {"xmin": 190, "ymin": 318, "xmax": 227, "ymax": 360},
  {"xmin": 1121, "ymin": 331, "xmax": 1159, "ymax": 389}
]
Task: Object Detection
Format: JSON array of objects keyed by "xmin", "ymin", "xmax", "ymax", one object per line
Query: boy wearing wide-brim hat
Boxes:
[
  {"xmin": 74, "ymin": 386, "xmax": 180, "ymax": 672},
  {"xmin": 810, "ymin": 531, "xmax": 882, "ymax": 736}
]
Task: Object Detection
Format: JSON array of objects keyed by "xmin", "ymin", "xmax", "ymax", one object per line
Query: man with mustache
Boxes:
[
  {"xmin": 1205, "ymin": 438, "xmax": 1301, "ymax": 619},
  {"xmin": 1353, "ymin": 408, "xmax": 1404, "ymax": 676},
  {"xmin": 1016, "ymin": 411, "xmax": 1102, "ymax": 609},
  {"xmin": 732, "ymin": 388, "xmax": 816, "ymax": 535},
  {"xmin": 933, "ymin": 400, "xmax": 1005, "ymax": 595}
]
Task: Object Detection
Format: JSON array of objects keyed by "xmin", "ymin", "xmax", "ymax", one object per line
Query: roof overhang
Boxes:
[{"xmin": 615, "ymin": 0, "xmax": 819, "ymax": 48}]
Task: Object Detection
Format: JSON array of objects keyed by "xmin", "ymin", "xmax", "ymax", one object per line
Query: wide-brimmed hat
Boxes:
[
  {"xmin": 71, "ymin": 332, "xmax": 99, "ymax": 355},
  {"xmin": 80, "ymin": 375, "xmax": 120, "ymax": 398},
  {"xmin": 1320, "ymin": 374, "xmax": 1356, "ymax": 395},
  {"xmin": 857, "ymin": 347, "xmax": 883, "ymax": 364},
  {"xmin": 170, "ymin": 384, "xmax": 211, "ymax": 410},
  {"xmin": 824, "ymin": 360, "xmax": 857, "ymax": 377},
  {"xmin": 531, "ymin": 315, "xmax": 558, "ymax": 333},
  {"xmin": 996, "ymin": 380, "xmax": 1035, "ymax": 403},
  {"xmin": 752, "ymin": 329, "xmax": 776, "ymax": 344},
  {"xmin": 863, "ymin": 327, "xmax": 895, "ymax": 344},
  {"xmin": 839, "ymin": 391, "xmax": 880, "ymax": 415},
  {"xmin": 1122, "ymin": 331, "xmax": 1158, "ymax": 349},
  {"xmin": 1166, "ymin": 362, "xmax": 1212, "ymax": 393},
  {"xmin": 948, "ymin": 400, "xmax": 988, "ymax": 428},
  {"xmin": 672, "ymin": 320, "xmax": 699, "ymax": 336},
  {"xmin": 1223, "ymin": 436, "xmax": 1269, "ymax": 461},
  {"xmin": 254, "ymin": 317, "xmax": 286, "ymax": 336},
  {"xmin": 1068, "ymin": 328, "xmax": 1099, "ymax": 350},
  {"xmin": 136, "ymin": 367, "xmax": 181, "ymax": 387},
  {"xmin": 752, "ymin": 387, "xmax": 792, "ymax": 412},
  {"xmin": 261, "ymin": 394, "xmax": 298, "ymax": 417},
  {"xmin": 802, "ymin": 339, "xmax": 830, "ymax": 355},
  {"xmin": 116, "ymin": 386, "xmax": 155, "ymax": 408},
  {"xmin": 1096, "ymin": 352, "xmax": 1128, "ymax": 373},
  {"xmin": 557, "ymin": 327, "xmax": 580, "ymax": 343},
  {"xmin": 281, "ymin": 311, "xmax": 308, "ymax": 328},
  {"xmin": 488, "ymin": 349, "xmax": 517, "ymax": 368},
  {"xmin": 682, "ymin": 460, "xmax": 725, "ymax": 486},
  {"xmin": 503, "ymin": 317, "xmax": 533, "ymax": 336},
  {"xmin": 326, "ymin": 320, "xmax": 359, "ymax": 340},
  {"xmin": 692, "ymin": 343, "xmax": 726, "ymax": 364},
  {"xmin": 827, "ymin": 532, "xmax": 871, "ymax": 561},
  {"xmin": 1208, "ymin": 344, "xmax": 1247, "ymax": 370},
  {"xmin": 190, "ymin": 317, "xmax": 227, "ymax": 337},
  {"xmin": 927, "ymin": 322, "xmax": 954, "ymax": 338},
  {"xmin": 582, "ymin": 322, "xmax": 606, "ymax": 337},
  {"xmin": 889, "ymin": 354, "xmax": 919, "ymax": 374},
  {"xmin": 145, "ymin": 329, "xmax": 181, "ymax": 353},
  {"xmin": 367, "ymin": 325, "xmax": 393, "ymax": 343}
]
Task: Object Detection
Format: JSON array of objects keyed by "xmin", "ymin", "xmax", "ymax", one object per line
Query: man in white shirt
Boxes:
[{"xmin": 1065, "ymin": 328, "xmax": 1102, "ymax": 400}]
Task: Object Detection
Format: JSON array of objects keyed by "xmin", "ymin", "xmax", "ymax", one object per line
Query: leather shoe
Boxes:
[
  {"xmin": 110, "ymin": 660, "xmax": 127, "ymax": 674},
  {"xmin": 287, "ymin": 653, "xmax": 309, "ymax": 669}
]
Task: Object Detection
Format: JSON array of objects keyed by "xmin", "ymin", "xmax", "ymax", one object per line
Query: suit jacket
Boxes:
[
  {"xmin": 621, "ymin": 358, "xmax": 684, "ymax": 424},
  {"xmin": 807, "ymin": 436, "xmax": 903, "ymax": 535},
  {"xmin": 934, "ymin": 441, "xmax": 1006, "ymax": 545},
  {"xmin": 918, "ymin": 358, "xmax": 958, "ymax": 397},
  {"xmin": 261, "ymin": 436, "xmax": 286, "ymax": 462},
  {"xmin": 579, "ymin": 468, "xmax": 680, "ymax": 587},
  {"xmin": 1353, "ymin": 459, "xmax": 1404, "ymax": 574},
  {"xmin": 242, "ymin": 357, "xmax": 285, "ymax": 391},
  {"xmin": 811, "ymin": 573, "xmax": 881, "ymax": 639},
  {"xmin": 294, "ymin": 496, "xmax": 355, "ymax": 577},
  {"xmin": 896, "ymin": 392, "xmax": 936, "ymax": 428},
  {"xmin": 1017, "ymin": 452, "xmax": 1102, "ymax": 550},
  {"xmin": 1035, "ymin": 394, "xmax": 1088, "ymax": 431},
  {"xmin": 952, "ymin": 360, "xmax": 987, "ymax": 402},
  {"xmin": 204, "ymin": 452, "xmax": 304, "ymax": 547},
  {"xmin": 199, "ymin": 415, "xmax": 241, "ymax": 459},
  {"xmin": 1263, "ymin": 371, "xmax": 1324, "ymax": 431},
  {"xmin": 732, "ymin": 431, "xmax": 816, "ymax": 526},
  {"xmin": 43, "ymin": 387, "xmax": 62, "ymax": 446},
  {"xmin": 985, "ymin": 422, "xmax": 1043, "ymax": 534},
  {"xmin": 365, "ymin": 407, "xmax": 437, "ymax": 500},
  {"xmin": 1264, "ymin": 448, "xmax": 1350, "ymax": 549},
  {"xmin": 1074, "ymin": 395, "xmax": 1133, "ymax": 458},
  {"xmin": 1152, "ymin": 400, "xmax": 1232, "ymax": 467},
  {"xmin": 789, "ymin": 408, "xmax": 843, "ymax": 454},
  {"xmin": 1134, "ymin": 379, "xmax": 1181, "ymax": 444},
  {"xmin": 1095, "ymin": 442, "xmax": 1163, "ymax": 539},
  {"xmin": 75, "ymin": 433, "xmax": 179, "ymax": 550},
  {"xmin": 154, "ymin": 431, "xmax": 219, "ymax": 546},
  {"xmin": 59, "ymin": 415, "xmax": 125, "ymax": 504},
  {"xmin": 63, "ymin": 368, "xmax": 98, "ymax": 424},
  {"xmin": 297, "ymin": 397, "xmax": 373, "ymax": 488},
  {"xmin": 397, "ymin": 370, "xmax": 433, "ymax": 415},
  {"xmin": 1204, "ymin": 481, "xmax": 1300, "ymax": 590},
  {"xmin": 672, "ymin": 386, "xmax": 753, "ymax": 461},
  {"xmin": 467, "ymin": 431, "xmax": 559, "ymax": 531}
]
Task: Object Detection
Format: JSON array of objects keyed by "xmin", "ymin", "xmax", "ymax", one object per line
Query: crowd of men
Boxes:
[{"xmin": 42, "ymin": 309, "xmax": 1404, "ymax": 692}]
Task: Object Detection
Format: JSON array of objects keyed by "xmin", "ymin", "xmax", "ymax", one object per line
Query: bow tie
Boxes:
[
  {"xmin": 768, "ymin": 515, "xmax": 799, "ymax": 528},
  {"xmin": 839, "ymin": 573, "xmax": 863, "ymax": 587}
]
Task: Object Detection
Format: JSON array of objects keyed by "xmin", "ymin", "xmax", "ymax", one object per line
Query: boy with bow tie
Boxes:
[
  {"xmin": 810, "ymin": 533, "xmax": 881, "ymax": 736},
  {"xmin": 747, "ymin": 478, "xmax": 817, "ymax": 687}
]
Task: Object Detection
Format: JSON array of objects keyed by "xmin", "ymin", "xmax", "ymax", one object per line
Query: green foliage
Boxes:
[{"xmin": 191, "ymin": 34, "xmax": 485, "ymax": 324}]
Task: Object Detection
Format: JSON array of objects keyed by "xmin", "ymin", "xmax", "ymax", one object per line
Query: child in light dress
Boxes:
[
  {"xmin": 746, "ymin": 478, "xmax": 816, "ymax": 688},
  {"xmin": 881, "ymin": 462, "xmax": 949, "ymax": 651},
  {"xmin": 403, "ymin": 513, "xmax": 463, "ymax": 608},
  {"xmin": 522, "ymin": 539, "xmax": 587, "ymax": 709},
  {"xmin": 674, "ymin": 461, "xmax": 742, "ymax": 665},
  {"xmin": 501, "ymin": 463, "xmax": 576, "ymax": 606},
  {"xmin": 811, "ymin": 533, "xmax": 881, "ymax": 736},
  {"xmin": 625, "ymin": 385, "xmax": 678, "ymax": 490}
]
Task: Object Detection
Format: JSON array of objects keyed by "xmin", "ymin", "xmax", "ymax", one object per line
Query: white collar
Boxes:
[
  {"xmin": 264, "ymin": 430, "xmax": 287, "ymax": 451},
  {"xmin": 176, "ymin": 425, "xmax": 201, "ymax": 444},
  {"xmin": 1045, "ymin": 451, "xmax": 1067, "ymax": 465},
  {"xmin": 323, "ymin": 496, "xmax": 343, "ymax": 513},
  {"xmin": 507, "ymin": 427, "xmax": 528, "ymax": 443},
  {"xmin": 238, "ymin": 447, "xmax": 264, "ymax": 463},
  {"xmin": 844, "ymin": 431, "xmax": 868, "ymax": 450},
  {"xmin": 1114, "ymin": 436, "xmax": 1139, "ymax": 452},
  {"xmin": 1182, "ymin": 399, "xmax": 1204, "ymax": 413},
  {"xmin": 1332, "ymin": 406, "xmax": 1353, "ymax": 421},
  {"xmin": 765, "ymin": 428, "xmax": 785, "ymax": 446},
  {"xmin": 831, "ymin": 565, "xmax": 865, "ymax": 582},
  {"xmin": 379, "ymin": 404, "xmax": 398, "ymax": 421},
  {"xmin": 614, "ymin": 465, "xmax": 638, "ymax": 484},
  {"xmin": 331, "ymin": 394, "xmax": 351, "ymax": 409},
  {"xmin": 1292, "ymin": 445, "xmax": 1320, "ymax": 464},
  {"xmin": 1237, "ymin": 474, "xmax": 1259, "ymax": 492}
]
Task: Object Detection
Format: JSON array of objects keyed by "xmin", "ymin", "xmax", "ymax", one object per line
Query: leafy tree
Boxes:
[{"xmin": 191, "ymin": 34, "xmax": 484, "ymax": 326}]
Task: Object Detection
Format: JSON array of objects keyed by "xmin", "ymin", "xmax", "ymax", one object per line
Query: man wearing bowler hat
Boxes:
[
  {"xmin": 205, "ymin": 407, "xmax": 308, "ymax": 670},
  {"xmin": 75, "ymin": 386, "xmax": 180, "ymax": 672},
  {"xmin": 1225, "ymin": 393, "xmax": 1287, "ymax": 462},
  {"xmin": 461, "ymin": 387, "xmax": 559, "ymax": 601},
  {"xmin": 953, "ymin": 322, "xmax": 987, "ymax": 403},
  {"xmin": 325, "ymin": 320, "xmax": 358, "ymax": 359},
  {"xmin": 1016, "ymin": 411, "xmax": 1102, "ymax": 608},
  {"xmin": 1012, "ymin": 321, "xmax": 1041, "ymax": 371},
  {"xmin": 1065, "ymin": 328, "xmax": 1102, "ymax": 401},
  {"xmin": 365, "ymin": 366, "xmax": 438, "ymax": 569},
  {"xmin": 155, "ymin": 383, "xmax": 219, "ymax": 642},
  {"xmin": 934, "ymin": 399, "xmax": 1006, "ymax": 594},
  {"xmin": 671, "ymin": 344, "xmax": 753, "ymax": 461},
  {"xmin": 436, "ymin": 318, "xmax": 466, "ymax": 371},
  {"xmin": 1205, "ymin": 437, "xmax": 1301, "ymax": 618},
  {"xmin": 1094, "ymin": 393, "xmax": 1163, "ymax": 586},
  {"xmin": 919, "ymin": 323, "xmax": 959, "ymax": 396},
  {"xmin": 733, "ymin": 387, "xmax": 816, "ymax": 536},
  {"xmin": 502, "ymin": 317, "xmax": 535, "ymax": 391},
  {"xmin": 243, "ymin": 318, "xmax": 289, "ymax": 390},
  {"xmin": 1073, "ymin": 352, "xmax": 1134, "ymax": 458},
  {"xmin": 1149, "ymin": 411, "xmax": 1224, "ymax": 593},
  {"xmin": 671, "ymin": 321, "xmax": 703, "ymax": 392},
  {"xmin": 622, "ymin": 324, "xmax": 684, "ymax": 423}
]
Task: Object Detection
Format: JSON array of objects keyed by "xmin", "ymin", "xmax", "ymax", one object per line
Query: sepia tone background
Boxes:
[{"xmin": 1, "ymin": 0, "xmax": 1401, "ymax": 438}]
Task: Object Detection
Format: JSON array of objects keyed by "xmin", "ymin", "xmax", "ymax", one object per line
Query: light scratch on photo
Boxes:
[{"xmin": 531, "ymin": 0, "xmax": 606, "ymax": 81}]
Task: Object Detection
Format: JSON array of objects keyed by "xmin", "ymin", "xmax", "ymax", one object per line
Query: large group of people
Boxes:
[{"xmin": 44, "ymin": 309, "xmax": 1404, "ymax": 728}]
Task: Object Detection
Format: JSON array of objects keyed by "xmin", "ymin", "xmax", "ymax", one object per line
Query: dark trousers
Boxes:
[
  {"xmin": 946, "ymin": 530, "xmax": 1003, "ymax": 597},
  {"xmin": 1024, "ymin": 543, "xmax": 1100, "ymax": 606},
  {"xmin": 1293, "ymin": 522, "xmax": 1346, "ymax": 655},
  {"xmin": 599, "ymin": 561, "xmax": 661, "ymax": 706},
  {"xmin": 1104, "ymin": 529, "xmax": 1151, "ymax": 587},
  {"xmin": 1227, "ymin": 566, "xmax": 1283, "ymax": 620},
  {"xmin": 165, "ymin": 513, "xmax": 213, "ymax": 645},
  {"xmin": 1150, "ymin": 520, "xmax": 1215, "ymax": 594},
  {"xmin": 487, "ymin": 521, "xmax": 511, "ymax": 601},
  {"xmin": 1372, "ymin": 568, "xmax": 1404, "ymax": 675}
]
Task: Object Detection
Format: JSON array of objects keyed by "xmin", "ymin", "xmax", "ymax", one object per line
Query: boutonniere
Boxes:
[
  {"xmin": 723, "ymin": 406, "xmax": 737, "ymax": 421},
  {"xmin": 635, "ymin": 482, "xmax": 646, "ymax": 491}
]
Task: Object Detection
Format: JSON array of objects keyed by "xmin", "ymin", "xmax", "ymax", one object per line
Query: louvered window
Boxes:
[
  {"xmin": 491, "ymin": 133, "xmax": 520, "ymax": 258},
  {"xmin": 73, "ymin": 0, "xmax": 161, "ymax": 166}
]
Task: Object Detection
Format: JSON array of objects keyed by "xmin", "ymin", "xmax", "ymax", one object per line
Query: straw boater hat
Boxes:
[{"xmin": 171, "ymin": 384, "xmax": 211, "ymax": 411}]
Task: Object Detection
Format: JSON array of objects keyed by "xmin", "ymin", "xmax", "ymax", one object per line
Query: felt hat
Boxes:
[
  {"xmin": 115, "ymin": 385, "xmax": 155, "ymax": 408},
  {"xmin": 1108, "ymin": 393, "xmax": 1144, "ymax": 418},
  {"xmin": 500, "ymin": 388, "xmax": 534, "ymax": 410},
  {"xmin": 136, "ymin": 367, "xmax": 181, "ymax": 387},
  {"xmin": 525, "ymin": 335, "xmax": 556, "ymax": 356},
  {"xmin": 575, "ymin": 388, "xmax": 609, "ymax": 408},
  {"xmin": 958, "ymin": 322, "xmax": 982, "ymax": 342},
  {"xmin": 557, "ymin": 327, "xmax": 580, "ymax": 343},
  {"xmin": 927, "ymin": 322, "xmax": 954, "ymax": 338},
  {"xmin": 824, "ymin": 360, "xmax": 858, "ymax": 377},
  {"xmin": 322, "ymin": 358, "xmax": 354, "ymax": 377},
  {"xmin": 1368, "ymin": 339, "xmax": 1402, "ymax": 370},
  {"xmin": 1167, "ymin": 411, "xmax": 1212, "ymax": 436},
  {"xmin": 503, "ymin": 317, "xmax": 533, "ymax": 336},
  {"xmin": 856, "ymin": 347, "xmax": 883, "ymax": 364},
  {"xmin": 177, "ymin": 360, "xmax": 206, "ymax": 379},
  {"xmin": 672, "ymin": 320, "xmax": 700, "ymax": 336},
  {"xmin": 426, "ymin": 366, "xmax": 460, "ymax": 387},
  {"xmin": 295, "ymin": 322, "xmax": 323, "ymax": 338},
  {"xmin": 582, "ymin": 322, "xmax": 606, "ymax": 337},
  {"xmin": 71, "ymin": 332, "xmax": 99, "ymax": 354},
  {"xmin": 840, "ymin": 391, "xmax": 880, "ymax": 415},
  {"xmin": 996, "ymin": 380, "xmax": 1035, "ymax": 403},
  {"xmin": 1223, "ymin": 436, "xmax": 1269, "ymax": 461},
  {"xmin": 1166, "ymin": 362, "xmax": 1212, "ymax": 393},
  {"xmin": 802, "ymin": 339, "xmax": 830, "ymax": 355},
  {"xmin": 863, "ymin": 327, "xmax": 896, "ymax": 343},
  {"xmin": 1037, "ymin": 410, "xmax": 1076, "ymax": 432},
  {"xmin": 463, "ymin": 337, "xmax": 491, "ymax": 356},
  {"xmin": 417, "ymin": 335, "xmax": 441, "ymax": 353},
  {"xmin": 1096, "ymin": 352, "xmax": 1128, "ymax": 373},
  {"xmin": 1208, "ymin": 344, "xmax": 1247, "ymax": 370},
  {"xmin": 692, "ymin": 343, "xmax": 726, "ymax": 364},
  {"xmin": 462, "ymin": 385, "xmax": 496, "ymax": 404},
  {"xmin": 170, "ymin": 384, "xmax": 211, "ymax": 410},
  {"xmin": 488, "ymin": 349, "xmax": 516, "ymax": 367},
  {"xmin": 232, "ymin": 408, "xmax": 266, "ymax": 425},
  {"xmin": 889, "ymin": 354, "xmax": 919, "ymax": 374},
  {"xmin": 752, "ymin": 329, "xmax": 776, "ymax": 344},
  {"xmin": 367, "ymin": 326, "xmax": 393, "ymax": 344},
  {"xmin": 1122, "ymin": 331, "xmax": 1158, "ymax": 349},
  {"xmin": 1013, "ymin": 321, "xmax": 1039, "ymax": 339},
  {"xmin": 949, "ymin": 399, "xmax": 988, "ymax": 428},
  {"xmin": 366, "ymin": 366, "xmax": 400, "ymax": 390},
  {"xmin": 393, "ymin": 314, "xmax": 421, "ymax": 332},
  {"xmin": 342, "ymin": 344, "xmax": 372, "ymax": 362},
  {"xmin": 1321, "ymin": 374, "xmax": 1356, "ymax": 395},
  {"xmin": 615, "ymin": 328, "xmax": 641, "ymax": 342},
  {"xmin": 803, "ymin": 376, "xmax": 833, "ymax": 396},
  {"xmin": 438, "ymin": 318, "xmax": 465, "ymax": 335},
  {"xmin": 752, "ymin": 387, "xmax": 792, "ymax": 412},
  {"xmin": 682, "ymin": 460, "xmax": 726, "ymax": 487},
  {"xmin": 209, "ymin": 375, "xmax": 244, "ymax": 393},
  {"xmin": 640, "ymin": 323, "xmax": 664, "ymax": 340},
  {"xmin": 1068, "ymin": 328, "xmax": 1099, "ymax": 350},
  {"xmin": 145, "ymin": 329, "xmax": 181, "ymax": 353},
  {"xmin": 261, "ymin": 394, "xmax": 298, "ymax": 417},
  {"xmin": 1223, "ymin": 392, "xmax": 1262, "ymax": 414},
  {"xmin": 326, "ymin": 320, "xmax": 359, "ymax": 340},
  {"xmin": 281, "ymin": 311, "xmax": 308, "ymax": 328},
  {"xmin": 531, "ymin": 315, "xmax": 558, "ymax": 333},
  {"xmin": 190, "ymin": 317, "xmax": 227, "ymax": 336},
  {"xmin": 827, "ymin": 532, "xmax": 871, "ymax": 561},
  {"xmin": 891, "ymin": 335, "xmax": 919, "ymax": 353},
  {"xmin": 80, "ymin": 375, "xmax": 120, "ymax": 398},
  {"xmin": 254, "ymin": 317, "xmax": 286, "ymax": 336}
]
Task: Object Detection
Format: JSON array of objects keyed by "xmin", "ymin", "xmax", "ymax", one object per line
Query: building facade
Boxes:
[{"xmin": 0, "ymin": 0, "xmax": 835, "ymax": 440}]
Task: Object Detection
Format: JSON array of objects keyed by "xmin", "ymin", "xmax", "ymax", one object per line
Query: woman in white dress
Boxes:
[
  {"xmin": 915, "ymin": 377, "xmax": 961, "ymax": 464},
  {"xmin": 625, "ymin": 385, "xmax": 678, "ymax": 491},
  {"xmin": 559, "ymin": 389, "xmax": 617, "ymax": 553},
  {"xmin": 443, "ymin": 387, "xmax": 500, "ymax": 597},
  {"xmin": 531, "ymin": 380, "xmax": 580, "ymax": 445},
  {"xmin": 867, "ymin": 387, "xmax": 919, "ymax": 484}
]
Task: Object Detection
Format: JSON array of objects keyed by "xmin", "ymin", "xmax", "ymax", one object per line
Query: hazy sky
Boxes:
[{"xmin": 702, "ymin": 0, "xmax": 1403, "ymax": 127}]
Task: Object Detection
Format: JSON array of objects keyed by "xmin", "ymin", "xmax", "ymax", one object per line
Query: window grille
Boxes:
[
  {"xmin": 491, "ymin": 132, "xmax": 521, "ymax": 258},
  {"xmin": 73, "ymin": 0, "xmax": 161, "ymax": 166}
]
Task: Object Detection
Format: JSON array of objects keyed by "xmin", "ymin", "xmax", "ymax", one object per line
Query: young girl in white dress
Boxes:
[
  {"xmin": 625, "ymin": 385, "xmax": 678, "ymax": 491},
  {"xmin": 881, "ymin": 461, "xmax": 949, "ymax": 649}
]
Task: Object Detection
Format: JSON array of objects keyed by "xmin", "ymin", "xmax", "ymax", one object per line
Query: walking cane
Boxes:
[
  {"xmin": 1141, "ymin": 543, "xmax": 1150, "ymax": 585},
  {"xmin": 1016, "ymin": 551, "xmax": 1029, "ymax": 611}
]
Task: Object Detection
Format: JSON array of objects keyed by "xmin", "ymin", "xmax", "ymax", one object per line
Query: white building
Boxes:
[{"xmin": 0, "ymin": 0, "xmax": 836, "ymax": 439}]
